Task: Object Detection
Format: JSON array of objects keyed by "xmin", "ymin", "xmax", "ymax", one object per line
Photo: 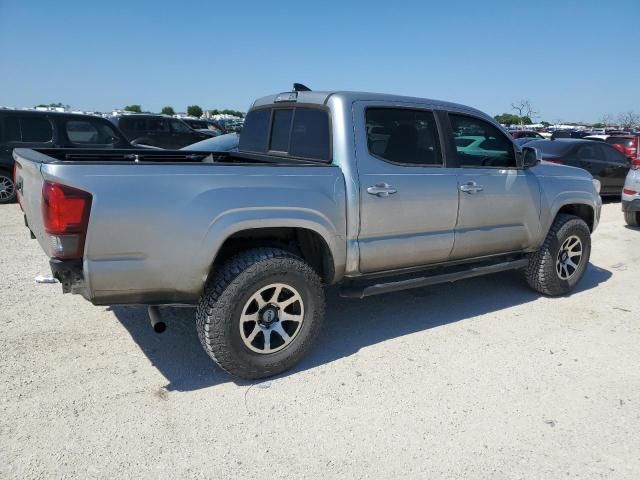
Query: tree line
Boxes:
[{"xmin": 494, "ymin": 99, "xmax": 639, "ymax": 128}]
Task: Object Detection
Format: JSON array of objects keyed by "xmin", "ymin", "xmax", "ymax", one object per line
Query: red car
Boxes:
[
  {"xmin": 606, "ymin": 135, "xmax": 639, "ymax": 160},
  {"xmin": 510, "ymin": 130, "xmax": 545, "ymax": 140}
]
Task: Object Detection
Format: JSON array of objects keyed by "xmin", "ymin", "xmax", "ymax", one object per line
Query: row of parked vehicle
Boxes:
[
  {"xmin": 0, "ymin": 109, "xmax": 244, "ymax": 203},
  {"xmin": 509, "ymin": 130, "xmax": 640, "ymax": 224},
  {"xmin": 0, "ymin": 105, "xmax": 638, "ymax": 227}
]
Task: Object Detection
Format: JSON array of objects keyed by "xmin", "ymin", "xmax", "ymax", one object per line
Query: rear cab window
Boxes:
[{"xmin": 239, "ymin": 107, "xmax": 331, "ymax": 162}]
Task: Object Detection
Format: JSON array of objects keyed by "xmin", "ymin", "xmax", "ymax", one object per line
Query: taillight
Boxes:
[
  {"xmin": 624, "ymin": 189, "xmax": 638, "ymax": 195},
  {"xmin": 42, "ymin": 181, "xmax": 92, "ymax": 259},
  {"xmin": 632, "ymin": 158, "xmax": 640, "ymax": 170}
]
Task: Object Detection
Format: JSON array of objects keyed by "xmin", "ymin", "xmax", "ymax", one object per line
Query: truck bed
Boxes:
[
  {"xmin": 26, "ymin": 148, "xmax": 330, "ymax": 166},
  {"xmin": 14, "ymin": 147, "xmax": 347, "ymax": 305}
]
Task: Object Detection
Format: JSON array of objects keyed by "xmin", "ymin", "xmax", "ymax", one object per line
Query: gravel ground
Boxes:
[{"xmin": 1, "ymin": 202, "xmax": 639, "ymax": 479}]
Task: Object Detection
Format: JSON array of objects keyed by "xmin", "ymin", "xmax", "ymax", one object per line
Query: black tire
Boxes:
[
  {"xmin": 196, "ymin": 248, "xmax": 325, "ymax": 379},
  {"xmin": 625, "ymin": 210, "xmax": 640, "ymax": 227},
  {"xmin": 525, "ymin": 214, "xmax": 591, "ymax": 296},
  {"xmin": 0, "ymin": 169, "xmax": 17, "ymax": 204}
]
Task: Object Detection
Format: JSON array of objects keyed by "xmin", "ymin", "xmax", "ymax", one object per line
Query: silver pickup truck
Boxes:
[{"xmin": 14, "ymin": 87, "xmax": 602, "ymax": 379}]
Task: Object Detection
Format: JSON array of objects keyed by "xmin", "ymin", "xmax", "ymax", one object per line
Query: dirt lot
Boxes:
[{"xmin": 1, "ymin": 201, "xmax": 639, "ymax": 479}]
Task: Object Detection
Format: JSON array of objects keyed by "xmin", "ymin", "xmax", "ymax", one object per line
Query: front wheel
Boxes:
[
  {"xmin": 0, "ymin": 170, "xmax": 17, "ymax": 204},
  {"xmin": 525, "ymin": 214, "xmax": 591, "ymax": 296},
  {"xmin": 196, "ymin": 248, "xmax": 325, "ymax": 379}
]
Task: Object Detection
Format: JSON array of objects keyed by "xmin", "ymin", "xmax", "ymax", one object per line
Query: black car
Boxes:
[
  {"xmin": 0, "ymin": 110, "xmax": 132, "ymax": 203},
  {"xmin": 550, "ymin": 130, "xmax": 589, "ymax": 140},
  {"xmin": 110, "ymin": 115, "xmax": 213, "ymax": 149},
  {"xmin": 527, "ymin": 139, "xmax": 630, "ymax": 196}
]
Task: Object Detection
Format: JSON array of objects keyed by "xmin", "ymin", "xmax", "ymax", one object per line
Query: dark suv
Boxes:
[
  {"xmin": 0, "ymin": 110, "xmax": 132, "ymax": 203},
  {"xmin": 110, "ymin": 115, "xmax": 213, "ymax": 149}
]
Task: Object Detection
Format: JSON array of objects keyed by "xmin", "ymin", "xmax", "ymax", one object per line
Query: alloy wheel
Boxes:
[
  {"xmin": 239, "ymin": 283, "xmax": 305, "ymax": 354},
  {"xmin": 0, "ymin": 175, "xmax": 15, "ymax": 201},
  {"xmin": 555, "ymin": 235, "xmax": 583, "ymax": 280}
]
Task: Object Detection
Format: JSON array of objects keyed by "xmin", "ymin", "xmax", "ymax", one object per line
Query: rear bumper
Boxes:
[
  {"xmin": 49, "ymin": 259, "xmax": 88, "ymax": 297},
  {"xmin": 622, "ymin": 199, "xmax": 640, "ymax": 213}
]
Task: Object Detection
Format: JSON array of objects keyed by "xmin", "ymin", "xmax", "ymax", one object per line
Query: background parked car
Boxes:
[
  {"xmin": 514, "ymin": 137, "xmax": 544, "ymax": 147},
  {"xmin": 622, "ymin": 166, "xmax": 640, "ymax": 226},
  {"xmin": 110, "ymin": 114, "xmax": 213, "ymax": 149},
  {"xmin": 509, "ymin": 130, "xmax": 545, "ymax": 140},
  {"xmin": 181, "ymin": 133, "xmax": 240, "ymax": 152},
  {"xmin": 550, "ymin": 130, "xmax": 589, "ymax": 140},
  {"xmin": 606, "ymin": 135, "xmax": 639, "ymax": 160},
  {"xmin": 527, "ymin": 139, "xmax": 629, "ymax": 196},
  {"xmin": 0, "ymin": 110, "xmax": 132, "ymax": 203}
]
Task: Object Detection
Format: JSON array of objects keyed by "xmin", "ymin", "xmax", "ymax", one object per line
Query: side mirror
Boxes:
[{"xmin": 522, "ymin": 146, "xmax": 542, "ymax": 168}]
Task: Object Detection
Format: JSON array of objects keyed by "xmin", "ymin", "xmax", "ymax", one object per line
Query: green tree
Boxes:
[
  {"xmin": 221, "ymin": 109, "xmax": 244, "ymax": 118},
  {"xmin": 187, "ymin": 105, "xmax": 203, "ymax": 118},
  {"xmin": 123, "ymin": 104, "xmax": 142, "ymax": 113},
  {"xmin": 494, "ymin": 113, "xmax": 521, "ymax": 125},
  {"xmin": 161, "ymin": 106, "xmax": 175, "ymax": 115}
]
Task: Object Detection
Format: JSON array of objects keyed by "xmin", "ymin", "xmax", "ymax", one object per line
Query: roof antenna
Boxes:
[{"xmin": 293, "ymin": 83, "xmax": 311, "ymax": 92}]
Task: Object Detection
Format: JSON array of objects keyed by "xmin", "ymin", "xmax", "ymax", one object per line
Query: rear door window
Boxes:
[
  {"xmin": 5, "ymin": 117, "xmax": 21, "ymax": 141},
  {"xmin": 4, "ymin": 116, "xmax": 53, "ymax": 142},
  {"xmin": 577, "ymin": 144, "xmax": 603, "ymax": 160},
  {"xmin": 123, "ymin": 118, "xmax": 147, "ymax": 131},
  {"xmin": 170, "ymin": 119, "xmax": 191, "ymax": 133},
  {"xmin": 365, "ymin": 108, "xmax": 442, "ymax": 165},
  {"xmin": 65, "ymin": 119, "xmax": 120, "ymax": 145},
  {"xmin": 147, "ymin": 118, "xmax": 169, "ymax": 132}
]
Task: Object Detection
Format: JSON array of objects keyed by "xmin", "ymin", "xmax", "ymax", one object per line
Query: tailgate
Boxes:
[{"xmin": 13, "ymin": 149, "xmax": 49, "ymax": 254}]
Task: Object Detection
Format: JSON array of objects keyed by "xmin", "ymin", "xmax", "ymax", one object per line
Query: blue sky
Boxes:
[{"xmin": 1, "ymin": 0, "xmax": 638, "ymax": 122}]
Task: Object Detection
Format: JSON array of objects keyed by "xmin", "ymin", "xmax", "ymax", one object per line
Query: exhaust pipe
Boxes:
[{"xmin": 147, "ymin": 306, "xmax": 167, "ymax": 334}]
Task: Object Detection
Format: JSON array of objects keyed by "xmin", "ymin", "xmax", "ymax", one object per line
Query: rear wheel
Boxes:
[
  {"xmin": 625, "ymin": 210, "xmax": 640, "ymax": 227},
  {"xmin": 525, "ymin": 214, "xmax": 591, "ymax": 296},
  {"xmin": 0, "ymin": 170, "xmax": 16, "ymax": 204},
  {"xmin": 196, "ymin": 248, "xmax": 325, "ymax": 379}
]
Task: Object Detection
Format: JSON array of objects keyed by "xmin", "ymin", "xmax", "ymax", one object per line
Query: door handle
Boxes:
[
  {"xmin": 367, "ymin": 183, "xmax": 397, "ymax": 197},
  {"xmin": 459, "ymin": 182, "xmax": 484, "ymax": 193}
]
